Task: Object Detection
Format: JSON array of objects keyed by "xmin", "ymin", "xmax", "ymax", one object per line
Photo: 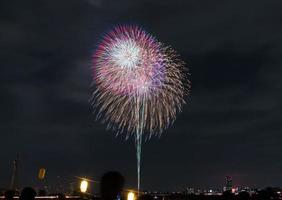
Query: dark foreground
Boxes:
[{"xmin": 1, "ymin": 194, "xmax": 282, "ymax": 200}]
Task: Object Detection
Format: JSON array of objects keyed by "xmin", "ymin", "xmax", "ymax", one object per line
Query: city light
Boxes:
[
  {"xmin": 127, "ymin": 192, "xmax": 135, "ymax": 200},
  {"xmin": 38, "ymin": 168, "xmax": 46, "ymax": 180},
  {"xmin": 80, "ymin": 180, "xmax": 88, "ymax": 193},
  {"xmin": 231, "ymin": 188, "xmax": 236, "ymax": 194}
]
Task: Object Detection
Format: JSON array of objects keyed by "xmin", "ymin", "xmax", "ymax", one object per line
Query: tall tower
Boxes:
[
  {"xmin": 225, "ymin": 176, "xmax": 233, "ymax": 191},
  {"xmin": 10, "ymin": 154, "xmax": 19, "ymax": 191}
]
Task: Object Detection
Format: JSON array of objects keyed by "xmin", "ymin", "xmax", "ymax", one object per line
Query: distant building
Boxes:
[
  {"xmin": 185, "ymin": 187, "xmax": 195, "ymax": 194},
  {"xmin": 10, "ymin": 154, "xmax": 19, "ymax": 191},
  {"xmin": 225, "ymin": 176, "xmax": 232, "ymax": 191}
]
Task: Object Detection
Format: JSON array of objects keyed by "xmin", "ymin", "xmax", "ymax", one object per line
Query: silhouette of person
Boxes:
[
  {"xmin": 100, "ymin": 171, "xmax": 125, "ymax": 200},
  {"xmin": 19, "ymin": 187, "xmax": 36, "ymax": 200},
  {"xmin": 4, "ymin": 190, "xmax": 15, "ymax": 200},
  {"xmin": 222, "ymin": 190, "xmax": 234, "ymax": 200}
]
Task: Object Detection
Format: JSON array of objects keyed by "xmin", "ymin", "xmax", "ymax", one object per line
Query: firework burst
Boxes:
[{"xmin": 91, "ymin": 25, "xmax": 190, "ymax": 192}]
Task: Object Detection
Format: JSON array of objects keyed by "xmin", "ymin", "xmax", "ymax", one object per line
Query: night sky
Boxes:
[{"xmin": 1, "ymin": 0, "xmax": 282, "ymax": 191}]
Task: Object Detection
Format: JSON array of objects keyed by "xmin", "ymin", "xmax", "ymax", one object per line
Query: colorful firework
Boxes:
[{"xmin": 91, "ymin": 25, "xmax": 190, "ymax": 192}]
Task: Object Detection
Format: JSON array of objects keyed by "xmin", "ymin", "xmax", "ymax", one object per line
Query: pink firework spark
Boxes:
[{"xmin": 93, "ymin": 25, "xmax": 165, "ymax": 96}]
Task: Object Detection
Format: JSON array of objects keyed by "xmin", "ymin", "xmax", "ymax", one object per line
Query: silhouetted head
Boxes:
[
  {"xmin": 222, "ymin": 190, "xmax": 234, "ymax": 200},
  {"xmin": 4, "ymin": 190, "xmax": 15, "ymax": 200},
  {"xmin": 20, "ymin": 187, "xmax": 36, "ymax": 200},
  {"xmin": 100, "ymin": 171, "xmax": 125, "ymax": 200}
]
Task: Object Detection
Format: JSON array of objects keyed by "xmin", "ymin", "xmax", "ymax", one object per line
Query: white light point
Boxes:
[{"xmin": 111, "ymin": 39, "xmax": 141, "ymax": 69}]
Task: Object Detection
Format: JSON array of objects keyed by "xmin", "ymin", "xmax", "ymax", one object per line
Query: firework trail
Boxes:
[{"xmin": 91, "ymin": 25, "xmax": 190, "ymax": 193}]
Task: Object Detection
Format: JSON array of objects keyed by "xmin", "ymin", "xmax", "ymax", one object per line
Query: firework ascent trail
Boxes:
[{"xmin": 91, "ymin": 25, "xmax": 190, "ymax": 193}]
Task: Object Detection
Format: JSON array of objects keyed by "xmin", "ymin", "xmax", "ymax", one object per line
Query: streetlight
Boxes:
[
  {"xmin": 127, "ymin": 192, "xmax": 135, "ymax": 200},
  {"xmin": 80, "ymin": 180, "xmax": 88, "ymax": 193}
]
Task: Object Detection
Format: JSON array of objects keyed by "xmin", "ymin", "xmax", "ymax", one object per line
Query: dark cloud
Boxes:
[{"xmin": 0, "ymin": 0, "xmax": 282, "ymax": 191}]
